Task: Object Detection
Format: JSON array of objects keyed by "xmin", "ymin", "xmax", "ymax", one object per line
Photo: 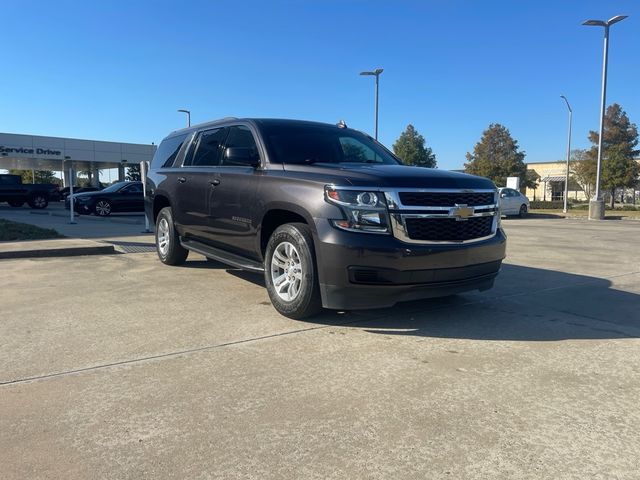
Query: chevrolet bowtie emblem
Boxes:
[{"xmin": 450, "ymin": 204, "xmax": 474, "ymax": 221}]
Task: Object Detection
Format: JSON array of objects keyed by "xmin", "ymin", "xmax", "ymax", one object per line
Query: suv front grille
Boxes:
[
  {"xmin": 405, "ymin": 216, "xmax": 494, "ymax": 242},
  {"xmin": 399, "ymin": 191, "xmax": 494, "ymax": 207},
  {"xmin": 385, "ymin": 189, "xmax": 498, "ymax": 244}
]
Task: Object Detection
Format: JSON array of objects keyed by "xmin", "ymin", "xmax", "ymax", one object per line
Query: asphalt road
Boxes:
[{"xmin": 1, "ymin": 218, "xmax": 639, "ymax": 479}]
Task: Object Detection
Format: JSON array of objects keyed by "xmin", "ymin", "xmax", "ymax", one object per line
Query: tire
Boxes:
[
  {"xmin": 264, "ymin": 223, "xmax": 322, "ymax": 319},
  {"xmin": 94, "ymin": 199, "xmax": 112, "ymax": 216},
  {"xmin": 518, "ymin": 204, "xmax": 528, "ymax": 218},
  {"xmin": 27, "ymin": 194, "xmax": 48, "ymax": 209},
  {"xmin": 8, "ymin": 200, "xmax": 24, "ymax": 207},
  {"xmin": 155, "ymin": 207, "xmax": 189, "ymax": 265}
]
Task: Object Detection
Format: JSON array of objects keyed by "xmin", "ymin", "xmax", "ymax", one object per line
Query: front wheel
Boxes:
[
  {"xmin": 264, "ymin": 223, "xmax": 322, "ymax": 319},
  {"xmin": 27, "ymin": 194, "xmax": 48, "ymax": 209},
  {"xmin": 94, "ymin": 200, "xmax": 112, "ymax": 216},
  {"xmin": 155, "ymin": 207, "xmax": 189, "ymax": 265},
  {"xmin": 519, "ymin": 204, "xmax": 528, "ymax": 218}
]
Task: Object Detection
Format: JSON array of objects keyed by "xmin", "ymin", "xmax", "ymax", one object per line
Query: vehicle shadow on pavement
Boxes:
[{"xmin": 299, "ymin": 264, "xmax": 640, "ymax": 341}]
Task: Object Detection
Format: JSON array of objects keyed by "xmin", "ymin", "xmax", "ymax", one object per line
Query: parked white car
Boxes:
[{"xmin": 498, "ymin": 187, "xmax": 530, "ymax": 218}]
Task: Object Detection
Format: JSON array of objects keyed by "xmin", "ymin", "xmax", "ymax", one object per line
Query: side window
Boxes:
[
  {"xmin": 151, "ymin": 134, "xmax": 188, "ymax": 169},
  {"xmin": 123, "ymin": 183, "xmax": 143, "ymax": 193},
  {"xmin": 186, "ymin": 128, "xmax": 227, "ymax": 167},
  {"xmin": 339, "ymin": 137, "xmax": 380, "ymax": 163},
  {"xmin": 222, "ymin": 126, "xmax": 260, "ymax": 166},
  {"xmin": 0, "ymin": 175, "xmax": 20, "ymax": 185}
]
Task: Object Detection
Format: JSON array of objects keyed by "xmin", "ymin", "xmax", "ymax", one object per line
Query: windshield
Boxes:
[{"xmin": 263, "ymin": 125, "xmax": 401, "ymax": 165}]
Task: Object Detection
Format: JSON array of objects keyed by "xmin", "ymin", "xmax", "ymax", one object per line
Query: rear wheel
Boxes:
[
  {"xmin": 8, "ymin": 200, "xmax": 24, "ymax": 207},
  {"xmin": 94, "ymin": 199, "xmax": 112, "ymax": 216},
  {"xmin": 27, "ymin": 194, "xmax": 48, "ymax": 209},
  {"xmin": 155, "ymin": 207, "xmax": 189, "ymax": 265},
  {"xmin": 519, "ymin": 204, "xmax": 528, "ymax": 218},
  {"xmin": 264, "ymin": 223, "xmax": 322, "ymax": 319}
]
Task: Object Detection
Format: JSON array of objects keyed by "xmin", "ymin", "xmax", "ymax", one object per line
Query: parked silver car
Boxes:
[{"xmin": 498, "ymin": 187, "xmax": 530, "ymax": 218}]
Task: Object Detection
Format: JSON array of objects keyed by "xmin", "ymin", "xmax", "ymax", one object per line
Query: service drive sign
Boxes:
[{"xmin": 0, "ymin": 145, "xmax": 63, "ymax": 158}]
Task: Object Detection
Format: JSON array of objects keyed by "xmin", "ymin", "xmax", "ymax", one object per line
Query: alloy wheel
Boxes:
[
  {"xmin": 96, "ymin": 200, "xmax": 111, "ymax": 216},
  {"xmin": 270, "ymin": 241, "xmax": 303, "ymax": 302},
  {"xmin": 157, "ymin": 217, "xmax": 170, "ymax": 256}
]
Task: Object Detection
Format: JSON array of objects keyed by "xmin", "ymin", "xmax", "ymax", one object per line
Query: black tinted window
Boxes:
[
  {"xmin": 152, "ymin": 134, "xmax": 188, "ymax": 169},
  {"xmin": 0, "ymin": 175, "xmax": 21, "ymax": 185},
  {"xmin": 122, "ymin": 183, "xmax": 143, "ymax": 193},
  {"xmin": 222, "ymin": 126, "xmax": 259, "ymax": 166},
  {"xmin": 187, "ymin": 128, "xmax": 227, "ymax": 166},
  {"xmin": 262, "ymin": 125, "xmax": 399, "ymax": 165}
]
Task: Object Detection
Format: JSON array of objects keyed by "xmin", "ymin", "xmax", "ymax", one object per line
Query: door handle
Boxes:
[
  {"xmin": 177, "ymin": 177, "xmax": 187, "ymax": 183},
  {"xmin": 210, "ymin": 179, "xmax": 221, "ymax": 187}
]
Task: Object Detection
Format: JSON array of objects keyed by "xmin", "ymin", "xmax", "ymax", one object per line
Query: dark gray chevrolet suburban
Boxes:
[{"xmin": 145, "ymin": 118, "xmax": 506, "ymax": 318}]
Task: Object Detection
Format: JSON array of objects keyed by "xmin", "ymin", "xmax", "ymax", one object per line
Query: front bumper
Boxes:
[
  {"xmin": 313, "ymin": 219, "xmax": 507, "ymax": 310},
  {"xmin": 64, "ymin": 199, "xmax": 92, "ymax": 213}
]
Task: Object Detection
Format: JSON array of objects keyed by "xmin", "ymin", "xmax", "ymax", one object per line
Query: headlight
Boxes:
[{"xmin": 325, "ymin": 186, "xmax": 390, "ymax": 234}]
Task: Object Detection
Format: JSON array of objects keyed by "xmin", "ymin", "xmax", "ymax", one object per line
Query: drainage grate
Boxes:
[{"xmin": 104, "ymin": 241, "xmax": 156, "ymax": 254}]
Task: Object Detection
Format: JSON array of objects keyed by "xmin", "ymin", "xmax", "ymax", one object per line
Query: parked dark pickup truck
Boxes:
[
  {"xmin": 145, "ymin": 118, "xmax": 506, "ymax": 318},
  {"xmin": 0, "ymin": 174, "xmax": 52, "ymax": 209}
]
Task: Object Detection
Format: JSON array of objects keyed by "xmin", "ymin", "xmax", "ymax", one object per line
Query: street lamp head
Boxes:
[
  {"xmin": 560, "ymin": 95, "xmax": 572, "ymax": 112},
  {"xmin": 360, "ymin": 68, "xmax": 384, "ymax": 76},
  {"xmin": 177, "ymin": 109, "xmax": 190, "ymax": 114},
  {"xmin": 607, "ymin": 15, "xmax": 628, "ymax": 25},
  {"xmin": 582, "ymin": 19, "xmax": 607, "ymax": 27},
  {"xmin": 582, "ymin": 15, "xmax": 628, "ymax": 27}
]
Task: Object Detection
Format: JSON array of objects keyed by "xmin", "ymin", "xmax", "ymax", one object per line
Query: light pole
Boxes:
[
  {"xmin": 560, "ymin": 95, "xmax": 572, "ymax": 213},
  {"xmin": 177, "ymin": 109, "xmax": 191, "ymax": 127},
  {"xmin": 582, "ymin": 15, "xmax": 628, "ymax": 219},
  {"xmin": 360, "ymin": 68, "xmax": 383, "ymax": 140}
]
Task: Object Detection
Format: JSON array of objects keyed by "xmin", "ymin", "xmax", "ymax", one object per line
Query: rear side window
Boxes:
[
  {"xmin": 186, "ymin": 128, "xmax": 228, "ymax": 166},
  {"xmin": 151, "ymin": 134, "xmax": 188, "ymax": 169},
  {"xmin": 0, "ymin": 175, "xmax": 21, "ymax": 185}
]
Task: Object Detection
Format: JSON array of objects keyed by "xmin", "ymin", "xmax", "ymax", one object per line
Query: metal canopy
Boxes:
[{"xmin": 540, "ymin": 176, "xmax": 567, "ymax": 182}]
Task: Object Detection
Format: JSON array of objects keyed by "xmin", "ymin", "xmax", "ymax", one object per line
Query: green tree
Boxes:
[
  {"xmin": 587, "ymin": 103, "xmax": 639, "ymax": 206},
  {"xmin": 392, "ymin": 124, "xmax": 436, "ymax": 168},
  {"xmin": 524, "ymin": 169, "xmax": 540, "ymax": 193},
  {"xmin": 464, "ymin": 123, "xmax": 527, "ymax": 187},
  {"xmin": 8, "ymin": 169, "xmax": 60, "ymax": 185},
  {"xmin": 126, "ymin": 164, "xmax": 141, "ymax": 181},
  {"xmin": 571, "ymin": 149, "xmax": 596, "ymax": 199}
]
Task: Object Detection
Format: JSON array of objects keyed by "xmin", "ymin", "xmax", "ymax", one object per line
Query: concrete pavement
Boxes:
[{"xmin": 1, "ymin": 218, "xmax": 639, "ymax": 479}]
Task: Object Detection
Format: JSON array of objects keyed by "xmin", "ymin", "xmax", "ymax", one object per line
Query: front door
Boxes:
[
  {"xmin": 204, "ymin": 125, "xmax": 261, "ymax": 258},
  {"xmin": 115, "ymin": 182, "xmax": 144, "ymax": 212}
]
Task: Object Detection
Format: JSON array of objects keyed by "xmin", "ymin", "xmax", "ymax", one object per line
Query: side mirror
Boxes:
[
  {"xmin": 500, "ymin": 193, "xmax": 507, "ymax": 198},
  {"xmin": 224, "ymin": 147, "xmax": 260, "ymax": 167}
]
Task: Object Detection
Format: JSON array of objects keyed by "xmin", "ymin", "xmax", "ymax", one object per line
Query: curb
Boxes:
[
  {"xmin": 0, "ymin": 244, "xmax": 116, "ymax": 260},
  {"xmin": 39, "ymin": 211, "xmax": 145, "ymax": 225}
]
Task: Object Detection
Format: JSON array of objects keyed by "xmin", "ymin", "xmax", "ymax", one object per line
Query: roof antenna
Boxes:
[{"xmin": 337, "ymin": 119, "xmax": 347, "ymax": 129}]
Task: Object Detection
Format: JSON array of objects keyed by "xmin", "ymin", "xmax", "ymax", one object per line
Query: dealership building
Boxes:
[{"xmin": 0, "ymin": 132, "xmax": 156, "ymax": 186}]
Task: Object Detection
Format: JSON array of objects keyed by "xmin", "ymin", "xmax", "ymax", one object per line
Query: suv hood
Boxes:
[{"xmin": 283, "ymin": 164, "xmax": 496, "ymax": 190}]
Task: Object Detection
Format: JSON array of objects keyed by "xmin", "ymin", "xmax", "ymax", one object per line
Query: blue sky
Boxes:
[{"xmin": 1, "ymin": 0, "xmax": 638, "ymax": 170}]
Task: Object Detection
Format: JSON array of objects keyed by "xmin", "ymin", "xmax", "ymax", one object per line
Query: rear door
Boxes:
[
  {"xmin": 204, "ymin": 125, "xmax": 262, "ymax": 257},
  {"xmin": 173, "ymin": 127, "xmax": 228, "ymax": 242}
]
